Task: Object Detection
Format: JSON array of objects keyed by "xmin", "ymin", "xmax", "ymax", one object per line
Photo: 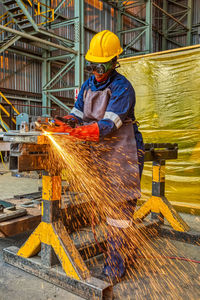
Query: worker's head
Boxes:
[{"xmin": 85, "ymin": 30, "xmax": 123, "ymax": 82}]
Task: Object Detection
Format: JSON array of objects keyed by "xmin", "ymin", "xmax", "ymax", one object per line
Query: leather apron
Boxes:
[{"xmin": 83, "ymin": 88, "xmax": 141, "ymax": 203}]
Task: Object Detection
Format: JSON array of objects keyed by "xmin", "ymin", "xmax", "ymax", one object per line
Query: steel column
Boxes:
[
  {"xmin": 187, "ymin": 0, "xmax": 192, "ymax": 45},
  {"xmin": 146, "ymin": 0, "xmax": 152, "ymax": 53},
  {"xmin": 74, "ymin": 0, "xmax": 84, "ymax": 89},
  {"xmin": 42, "ymin": 52, "xmax": 51, "ymax": 116},
  {"xmin": 116, "ymin": 2, "xmax": 123, "ymax": 47},
  {"xmin": 162, "ymin": 0, "xmax": 168, "ymax": 51}
]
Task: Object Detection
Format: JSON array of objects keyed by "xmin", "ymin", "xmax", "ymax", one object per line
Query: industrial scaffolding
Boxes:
[{"xmin": 0, "ymin": 0, "xmax": 195, "ymax": 121}]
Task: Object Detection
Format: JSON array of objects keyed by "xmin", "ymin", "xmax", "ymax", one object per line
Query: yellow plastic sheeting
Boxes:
[{"xmin": 119, "ymin": 47, "xmax": 200, "ymax": 205}]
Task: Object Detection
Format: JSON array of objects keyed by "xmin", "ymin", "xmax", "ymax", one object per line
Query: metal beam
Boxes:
[
  {"xmin": 167, "ymin": 12, "xmax": 188, "ymax": 33},
  {"xmin": 187, "ymin": 0, "xmax": 192, "ymax": 45},
  {"xmin": 42, "ymin": 51, "xmax": 51, "ymax": 116},
  {"xmin": 54, "ymin": 0, "xmax": 73, "ymax": 13},
  {"xmin": 51, "ymin": 18, "xmax": 78, "ymax": 29},
  {"xmin": 167, "ymin": 0, "xmax": 189, "ymax": 10},
  {"xmin": 15, "ymin": 0, "xmax": 38, "ymax": 32},
  {"xmin": 48, "ymin": 94, "xmax": 71, "ymax": 113},
  {"xmin": 162, "ymin": 0, "xmax": 168, "ymax": 50},
  {"xmin": 122, "ymin": 10, "xmax": 147, "ymax": 26},
  {"xmin": 146, "ymin": 0, "xmax": 152, "ymax": 53},
  {"xmin": 0, "ymin": 36, "xmax": 21, "ymax": 54},
  {"xmin": 38, "ymin": 29, "xmax": 74, "ymax": 47},
  {"xmin": 0, "ymin": 25, "xmax": 77, "ymax": 54},
  {"xmin": 118, "ymin": 25, "xmax": 148, "ymax": 35},
  {"xmin": 7, "ymin": 48, "xmax": 44, "ymax": 61},
  {"xmin": 74, "ymin": 0, "xmax": 84, "ymax": 89},
  {"xmin": 43, "ymin": 59, "xmax": 75, "ymax": 89},
  {"xmin": 47, "ymin": 54, "xmax": 74, "ymax": 61},
  {"xmin": 117, "ymin": 1, "xmax": 123, "ymax": 46},
  {"xmin": 153, "ymin": 2, "xmax": 188, "ymax": 30},
  {"xmin": 123, "ymin": 29, "xmax": 146, "ymax": 52},
  {"xmin": 45, "ymin": 86, "xmax": 77, "ymax": 93}
]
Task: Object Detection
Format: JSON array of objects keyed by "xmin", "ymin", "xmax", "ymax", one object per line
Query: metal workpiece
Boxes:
[
  {"xmin": 0, "ymin": 206, "xmax": 27, "ymax": 222},
  {"xmin": 3, "ymin": 246, "xmax": 113, "ymax": 300},
  {"xmin": 3, "ymin": 130, "xmax": 43, "ymax": 144},
  {"xmin": 9, "ymin": 143, "xmax": 49, "ymax": 172},
  {"xmin": 3, "ymin": 131, "xmax": 69, "ymax": 172},
  {"xmin": 3, "ymin": 130, "xmax": 70, "ymax": 144},
  {"xmin": 144, "ymin": 143, "xmax": 178, "ymax": 161}
]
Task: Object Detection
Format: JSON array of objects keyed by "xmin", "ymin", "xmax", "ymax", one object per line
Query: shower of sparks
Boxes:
[{"xmin": 43, "ymin": 132, "xmax": 199, "ymax": 299}]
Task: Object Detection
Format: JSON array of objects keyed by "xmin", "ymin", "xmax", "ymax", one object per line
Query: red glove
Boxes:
[
  {"xmin": 50, "ymin": 121, "xmax": 99, "ymax": 142},
  {"xmin": 69, "ymin": 123, "xmax": 99, "ymax": 142}
]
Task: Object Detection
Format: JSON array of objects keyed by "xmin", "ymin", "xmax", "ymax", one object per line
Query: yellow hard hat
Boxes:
[{"xmin": 85, "ymin": 30, "xmax": 123, "ymax": 63}]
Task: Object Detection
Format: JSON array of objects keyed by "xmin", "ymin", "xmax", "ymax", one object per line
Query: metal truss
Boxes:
[
  {"xmin": 0, "ymin": 0, "xmax": 194, "ymax": 118},
  {"xmin": 0, "ymin": 0, "xmax": 84, "ymax": 116},
  {"xmin": 102, "ymin": 0, "xmax": 193, "ymax": 56},
  {"xmin": 155, "ymin": 0, "xmax": 193, "ymax": 50}
]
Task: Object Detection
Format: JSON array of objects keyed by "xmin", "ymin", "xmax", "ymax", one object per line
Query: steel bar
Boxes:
[
  {"xmin": 48, "ymin": 61, "xmax": 75, "ymax": 88},
  {"xmin": 157, "ymin": 225, "xmax": 200, "ymax": 246},
  {"xmin": 162, "ymin": 36, "xmax": 183, "ymax": 48},
  {"xmin": 15, "ymin": 0, "xmax": 38, "ymax": 31},
  {"xmin": 74, "ymin": 0, "xmax": 85, "ymax": 89},
  {"xmin": 51, "ymin": 19, "xmax": 77, "ymax": 28},
  {"xmin": 152, "ymin": 2, "xmax": 188, "ymax": 30},
  {"xmin": 43, "ymin": 59, "xmax": 75, "ymax": 89},
  {"xmin": 48, "ymin": 95, "xmax": 71, "ymax": 113},
  {"xmin": 54, "ymin": 0, "xmax": 73, "ymax": 13},
  {"xmin": 146, "ymin": 0, "xmax": 152, "ymax": 53},
  {"xmin": 116, "ymin": 1, "xmax": 123, "ymax": 46},
  {"xmin": 166, "ymin": 12, "xmax": 188, "ymax": 33},
  {"xmin": 162, "ymin": 0, "xmax": 167, "ymax": 50},
  {"xmin": 0, "ymin": 25, "xmax": 77, "ymax": 54},
  {"xmin": 123, "ymin": 29, "xmax": 146, "ymax": 52},
  {"xmin": 37, "ymin": 29, "xmax": 74, "ymax": 47},
  {"xmin": 44, "ymin": 86, "xmax": 77, "ymax": 93},
  {"xmin": 167, "ymin": 0, "xmax": 189, "ymax": 10},
  {"xmin": 122, "ymin": 10, "xmax": 147, "ymax": 26},
  {"xmin": 118, "ymin": 25, "xmax": 148, "ymax": 35},
  {"xmin": 0, "ymin": 35, "xmax": 21, "ymax": 53},
  {"xmin": 47, "ymin": 54, "xmax": 74, "ymax": 61},
  {"xmin": 0, "ymin": 207, "xmax": 27, "ymax": 222},
  {"xmin": 7, "ymin": 48, "xmax": 44, "ymax": 61},
  {"xmin": 187, "ymin": 0, "xmax": 192, "ymax": 45}
]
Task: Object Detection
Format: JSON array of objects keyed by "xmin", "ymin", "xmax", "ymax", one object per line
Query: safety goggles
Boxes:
[{"xmin": 85, "ymin": 60, "xmax": 113, "ymax": 75}]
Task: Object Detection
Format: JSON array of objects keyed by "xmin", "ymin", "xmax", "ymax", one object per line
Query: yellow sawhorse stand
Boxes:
[
  {"xmin": 134, "ymin": 159, "xmax": 190, "ymax": 232},
  {"xmin": 3, "ymin": 173, "xmax": 112, "ymax": 300}
]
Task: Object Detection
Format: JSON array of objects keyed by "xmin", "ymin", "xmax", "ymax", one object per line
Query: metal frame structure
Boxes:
[
  {"xmin": 103, "ymin": 0, "xmax": 193, "ymax": 56},
  {"xmin": 0, "ymin": 0, "xmax": 195, "ymax": 119}
]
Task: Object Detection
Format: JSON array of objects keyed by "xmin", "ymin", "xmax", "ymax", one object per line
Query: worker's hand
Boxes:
[
  {"xmin": 55, "ymin": 115, "xmax": 77, "ymax": 128},
  {"xmin": 49, "ymin": 118, "xmax": 73, "ymax": 133},
  {"xmin": 47, "ymin": 121, "xmax": 99, "ymax": 142}
]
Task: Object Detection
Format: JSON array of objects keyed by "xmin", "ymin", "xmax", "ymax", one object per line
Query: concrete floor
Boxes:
[{"xmin": 0, "ymin": 166, "xmax": 200, "ymax": 300}]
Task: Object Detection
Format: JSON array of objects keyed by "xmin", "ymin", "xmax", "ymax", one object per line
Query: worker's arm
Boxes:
[
  {"xmin": 97, "ymin": 79, "xmax": 135, "ymax": 137},
  {"xmin": 65, "ymin": 82, "xmax": 134, "ymax": 141},
  {"xmin": 53, "ymin": 77, "xmax": 134, "ymax": 142},
  {"xmin": 63, "ymin": 79, "xmax": 89, "ymax": 125}
]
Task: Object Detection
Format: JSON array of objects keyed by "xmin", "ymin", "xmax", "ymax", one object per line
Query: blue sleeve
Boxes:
[
  {"xmin": 98, "ymin": 80, "xmax": 135, "ymax": 137},
  {"xmin": 69, "ymin": 79, "xmax": 89, "ymax": 123}
]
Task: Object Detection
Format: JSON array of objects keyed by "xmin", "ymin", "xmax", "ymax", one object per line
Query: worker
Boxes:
[{"xmin": 54, "ymin": 30, "xmax": 144, "ymax": 282}]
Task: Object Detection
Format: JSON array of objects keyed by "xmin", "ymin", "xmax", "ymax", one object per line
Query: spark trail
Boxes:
[{"xmin": 44, "ymin": 133, "xmax": 199, "ymax": 299}]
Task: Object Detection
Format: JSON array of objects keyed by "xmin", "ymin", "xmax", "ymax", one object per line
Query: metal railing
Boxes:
[
  {"xmin": 0, "ymin": 12, "xmax": 14, "ymax": 35},
  {"xmin": 0, "ymin": 0, "xmax": 54, "ymax": 32},
  {"xmin": 0, "ymin": 91, "xmax": 20, "ymax": 131}
]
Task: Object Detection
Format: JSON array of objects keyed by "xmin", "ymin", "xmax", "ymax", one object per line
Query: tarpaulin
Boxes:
[{"xmin": 119, "ymin": 46, "xmax": 200, "ymax": 205}]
